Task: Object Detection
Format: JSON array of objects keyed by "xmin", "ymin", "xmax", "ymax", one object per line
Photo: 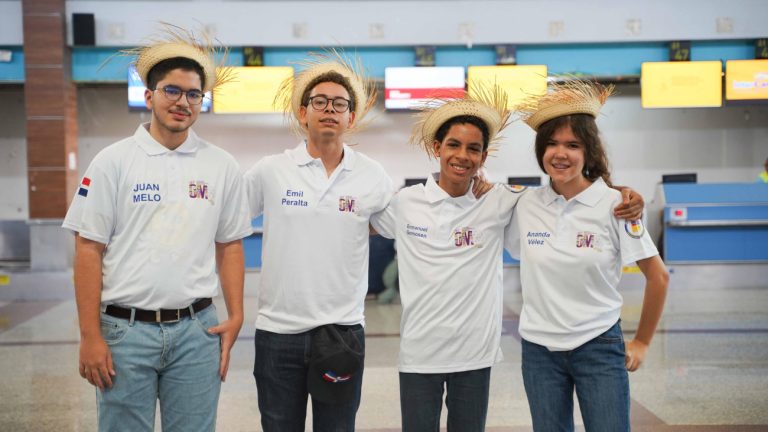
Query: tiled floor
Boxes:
[{"xmin": 1, "ymin": 266, "xmax": 767, "ymax": 431}]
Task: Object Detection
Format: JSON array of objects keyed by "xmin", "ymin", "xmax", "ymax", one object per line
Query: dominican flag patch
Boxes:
[{"xmin": 78, "ymin": 177, "xmax": 91, "ymax": 197}]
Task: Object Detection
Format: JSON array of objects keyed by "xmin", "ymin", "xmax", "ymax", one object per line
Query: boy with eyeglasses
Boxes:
[
  {"xmin": 62, "ymin": 26, "xmax": 251, "ymax": 431},
  {"xmin": 244, "ymin": 53, "xmax": 392, "ymax": 431}
]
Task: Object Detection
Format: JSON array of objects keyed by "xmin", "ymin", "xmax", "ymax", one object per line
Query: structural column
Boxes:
[{"xmin": 22, "ymin": 0, "xmax": 78, "ymax": 270}]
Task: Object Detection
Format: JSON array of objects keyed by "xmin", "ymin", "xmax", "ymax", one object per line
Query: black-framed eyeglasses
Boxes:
[
  {"xmin": 154, "ymin": 85, "xmax": 205, "ymax": 105},
  {"xmin": 308, "ymin": 95, "xmax": 351, "ymax": 113}
]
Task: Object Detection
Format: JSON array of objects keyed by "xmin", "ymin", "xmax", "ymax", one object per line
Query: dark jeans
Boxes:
[
  {"xmin": 253, "ymin": 326, "xmax": 365, "ymax": 432},
  {"xmin": 521, "ymin": 320, "xmax": 630, "ymax": 432},
  {"xmin": 399, "ymin": 367, "xmax": 491, "ymax": 432}
]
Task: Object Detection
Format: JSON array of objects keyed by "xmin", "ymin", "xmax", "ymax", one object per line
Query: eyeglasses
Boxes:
[
  {"xmin": 308, "ymin": 95, "xmax": 351, "ymax": 113},
  {"xmin": 154, "ymin": 85, "xmax": 205, "ymax": 105}
]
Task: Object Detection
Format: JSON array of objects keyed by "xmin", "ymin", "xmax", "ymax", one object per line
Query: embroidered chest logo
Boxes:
[
  {"xmin": 576, "ymin": 232, "xmax": 597, "ymax": 248},
  {"xmin": 133, "ymin": 182, "xmax": 161, "ymax": 203},
  {"xmin": 625, "ymin": 220, "xmax": 645, "ymax": 239},
  {"xmin": 78, "ymin": 177, "xmax": 91, "ymax": 197},
  {"xmin": 189, "ymin": 181, "xmax": 209, "ymax": 199},
  {"xmin": 338, "ymin": 196, "xmax": 358, "ymax": 213},
  {"xmin": 453, "ymin": 227, "xmax": 475, "ymax": 247}
]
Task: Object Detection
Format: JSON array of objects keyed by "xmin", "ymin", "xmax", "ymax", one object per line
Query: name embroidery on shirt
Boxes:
[
  {"xmin": 406, "ymin": 224, "xmax": 428, "ymax": 239},
  {"xmin": 282, "ymin": 189, "xmax": 308, "ymax": 207},
  {"xmin": 527, "ymin": 231, "xmax": 550, "ymax": 246},
  {"xmin": 453, "ymin": 227, "xmax": 475, "ymax": 247},
  {"xmin": 133, "ymin": 183, "xmax": 161, "ymax": 203},
  {"xmin": 338, "ymin": 196, "xmax": 358, "ymax": 213}
]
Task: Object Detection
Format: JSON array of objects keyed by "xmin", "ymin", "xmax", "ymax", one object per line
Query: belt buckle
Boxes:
[{"xmin": 156, "ymin": 309, "xmax": 181, "ymax": 323}]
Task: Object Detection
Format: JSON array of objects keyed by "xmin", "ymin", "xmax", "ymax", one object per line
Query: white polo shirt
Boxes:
[
  {"xmin": 63, "ymin": 124, "xmax": 252, "ymax": 310},
  {"xmin": 371, "ymin": 174, "xmax": 522, "ymax": 373},
  {"xmin": 506, "ymin": 178, "xmax": 659, "ymax": 351},
  {"xmin": 244, "ymin": 141, "xmax": 393, "ymax": 334}
]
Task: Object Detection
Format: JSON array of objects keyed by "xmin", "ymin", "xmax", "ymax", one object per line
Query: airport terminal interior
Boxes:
[{"xmin": 1, "ymin": 0, "xmax": 767, "ymax": 431}]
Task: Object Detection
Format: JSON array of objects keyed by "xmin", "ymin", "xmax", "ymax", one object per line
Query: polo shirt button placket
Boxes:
[{"xmin": 168, "ymin": 155, "xmax": 182, "ymax": 202}]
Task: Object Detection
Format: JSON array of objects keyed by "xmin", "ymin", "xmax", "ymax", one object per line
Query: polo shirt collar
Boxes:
[
  {"xmin": 424, "ymin": 173, "xmax": 477, "ymax": 208},
  {"xmin": 544, "ymin": 177, "xmax": 609, "ymax": 207},
  {"xmin": 287, "ymin": 140, "xmax": 357, "ymax": 171},
  {"xmin": 135, "ymin": 123, "xmax": 200, "ymax": 156}
]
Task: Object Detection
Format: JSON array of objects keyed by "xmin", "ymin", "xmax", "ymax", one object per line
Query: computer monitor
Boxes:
[
  {"xmin": 662, "ymin": 173, "xmax": 697, "ymax": 183},
  {"xmin": 507, "ymin": 176, "xmax": 542, "ymax": 186}
]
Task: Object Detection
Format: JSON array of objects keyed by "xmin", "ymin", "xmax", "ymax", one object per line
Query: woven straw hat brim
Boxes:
[
  {"xmin": 136, "ymin": 42, "xmax": 216, "ymax": 93},
  {"xmin": 422, "ymin": 100, "xmax": 502, "ymax": 148},
  {"xmin": 290, "ymin": 63, "xmax": 368, "ymax": 122},
  {"xmin": 524, "ymin": 99, "xmax": 601, "ymax": 131}
]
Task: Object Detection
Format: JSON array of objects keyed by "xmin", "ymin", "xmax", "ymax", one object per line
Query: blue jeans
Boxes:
[
  {"xmin": 521, "ymin": 320, "xmax": 630, "ymax": 432},
  {"xmin": 399, "ymin": 367, "xmax": 491, "ymax": 432},
  {"xmin": 253, "ymin": 326, "xmax": 365, "ymax": 432},
  {"xmin": 97, "ymin": 304, "xmax": 221, "ymax": 432}
]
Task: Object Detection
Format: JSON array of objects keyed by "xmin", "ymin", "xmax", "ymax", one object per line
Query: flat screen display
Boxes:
[
  {"xmin": 467, "ymin": 65, "xmax": 547, "ymax": 109},
  {"xmin": 384, "ymin": 66, "xmax": 465, "ymax": 110},
  {"xmin": 213, "ymin": 66, "xmax": 294, "ymax": 113},
  {"xmin": 641, "ymin": 61, "xmax": 722, "ymax": 108},
  {"xmin": 725, "ymin": 59, "xmax": 768, "ymax": 101}
]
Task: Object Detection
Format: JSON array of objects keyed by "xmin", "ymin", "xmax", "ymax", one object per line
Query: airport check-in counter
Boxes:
[{"xmin": 661, "ymin": 183, "xmax": 768, "ymax": 263}]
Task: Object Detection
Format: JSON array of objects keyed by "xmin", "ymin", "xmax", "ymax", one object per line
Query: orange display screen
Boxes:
[{"xmin": 725, "ymin": 59, "xmax": 768, "ymax": 101}]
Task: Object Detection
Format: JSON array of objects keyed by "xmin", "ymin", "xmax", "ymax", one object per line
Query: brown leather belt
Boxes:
[{"xmin": 104, "ymin": 298, "xmax": 213, "ymax": 323}]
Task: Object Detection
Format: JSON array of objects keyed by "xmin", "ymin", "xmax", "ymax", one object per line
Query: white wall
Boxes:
[
  {"xmin": 2, "ymin": 0, "xmax": 767, "ymax": 46},
  {"xmin": 1, "ymin": 85, "xmax": 765, "ymax": 220}
]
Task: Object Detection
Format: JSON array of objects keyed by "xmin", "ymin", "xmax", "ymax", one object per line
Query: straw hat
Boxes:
[
  {"xmin": 518, "ymin": 79, "xmax": 614, "ymax": 131},
  {"xmin": 411, "ymin": 81, "xmax": 511, "ymax": 158},
  {"xmin": 275, "ymin": 49, "xmax": 377, "ymax": 136},
  {"xmin": 123, "ymin": 23, "xmax": 231, "ymax": 94}
]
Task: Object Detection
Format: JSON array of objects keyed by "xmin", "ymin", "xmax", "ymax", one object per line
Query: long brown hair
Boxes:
[{"xmin": 534, "ymin": 114, "xmax": 613, "ymax": 188}]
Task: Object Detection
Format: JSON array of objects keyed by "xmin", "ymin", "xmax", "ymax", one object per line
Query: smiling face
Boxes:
[
  {"xmin": 432, "ymin": 122, "xmax": 488, "ymax": 197},
  {"xmin": 299, "ymin": 81, "xmax": 356, "ymax": 142},
  {"xmin": 145, "ymin": 68, "xmax": 202, "ymax": 135},
  {"xmin": 541, "ymin": 123, "xmax": 591, "ymax": 196}
]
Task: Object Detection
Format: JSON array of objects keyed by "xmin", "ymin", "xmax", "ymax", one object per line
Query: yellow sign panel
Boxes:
[
  {"xmin": 641, "ymin": 61, "xmax": 722, "ymax": 108},
  {"xmin": 213, "ymin": 66, "xmax": 295, "ymax": 113},
  {"xmin": 0, "ymin": 274, "xmax": 9, "ymax": 286},
  {"xmin": 725, "ymin": 59, "xmax": 768, "ymax": 101},
  {"xmin": 467, "ymin": 65, "xmax": 547, "ymax": 109}
]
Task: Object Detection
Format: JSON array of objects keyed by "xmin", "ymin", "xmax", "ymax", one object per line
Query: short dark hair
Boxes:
[
  {"xmin": 434, "ymin": 115, "xmax": 490, "ymax": 150},
  {"xmin": 300, "ymin": 71, "xmax": 356, "ymax": 112},
  {"xmin": 534, "ymin": 114, "xmax": 613, "ymax": 187},
  {"xmin": 146, "ymin": 57, "xmax": 205, "ymax": 90}
]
